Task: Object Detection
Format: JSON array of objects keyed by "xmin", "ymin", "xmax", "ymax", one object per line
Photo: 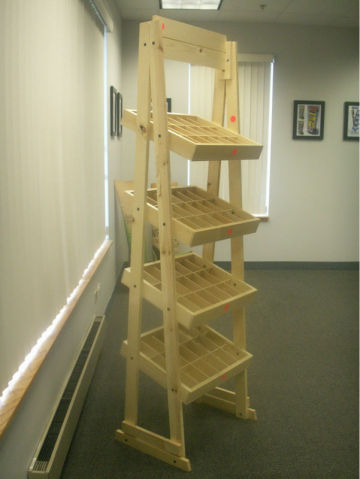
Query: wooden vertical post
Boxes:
[
  {"xmin": 149, "ymin": 18, "xmax": 186, "ymax": 452},
  {"xmin": 226, "ymin": 41, "xmax": 256, "ymax": 420},
  {"xmin": 123, "ymin": 22, "xmax": 151, "ymax": 425}
]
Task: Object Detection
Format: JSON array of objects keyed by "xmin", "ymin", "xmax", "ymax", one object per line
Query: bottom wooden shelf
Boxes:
[{"xmin": 121, "ymin": 325, "xmax": 252, "ymax": 405}]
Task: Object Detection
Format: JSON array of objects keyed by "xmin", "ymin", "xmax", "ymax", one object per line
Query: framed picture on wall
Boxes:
[
  {"xmin": 343, "ymin": 102, "xmax": 359, "ymax": 141},
  {"xmin": 110, "ymin": 86, "xmax": 117, "ymax": 137},
  {"xmin": 293, "ymin": 100, "xmax": 325, "ymax": 140},
  {"xmin": 166, "ymin": 97, "xmax": 172, "ymax": 112},
  {"xmin": 110, "ymin": 86, "xmax": 123, "ymax": 138}
]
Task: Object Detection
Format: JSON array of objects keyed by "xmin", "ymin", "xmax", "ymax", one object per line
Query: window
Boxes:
[
  {"xmin": 188, "ymin": 54, "xmax": 274, "ymax": 217},
  {"xmin": 0, "ymin": 0, "xmax": 109, "ymax": 412}
]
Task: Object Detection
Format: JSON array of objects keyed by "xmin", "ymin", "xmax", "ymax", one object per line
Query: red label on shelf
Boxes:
[
  {"xmin": 232, "ymin": 148, "xmax": 237, "ymax": 156},
  {"xmin": 227, "ymin": 228, "xmax": 233, "ymax": 235},
  {"xmin": 161, "ymin": 23, "xmax": 165, "ymax": 30},
  {"xmin": 224, "ymin": 304, "xmax": 229, "ymax": 310},
  {"xmin": 230, "ymin": 115, "xmax": 236, "ymax": 122},
  {"xmin": 221, "ymin": 374, "xmax": 227, "ymax": 380}
]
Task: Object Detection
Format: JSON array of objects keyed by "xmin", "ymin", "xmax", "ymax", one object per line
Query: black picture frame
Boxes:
[
  {"xmin": 110, "ymin": 86, "xmax": 122, "ymax": 138},
  {"xmin": 343, "ymin": 102, "xmax": 359, "ymax": 141},
  {"xmin": 110, "ymin": 86, "xmax": 117, "ymax": 137},
  {"xmin": 166, "ymin": 97, "xmax": 172, "ymax": 112},
  {"xmin": 293, "ymin": 100, "xmax": 325, "ymax": 140}
]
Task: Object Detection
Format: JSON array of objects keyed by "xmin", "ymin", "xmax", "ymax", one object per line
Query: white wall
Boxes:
[
  {"xmin": 121, "ymin": 20, "xmax": 359, "ymax": 262},
  {"xmin": 0, "ymin": 1, "xmax": 123, "ymax": 478}
]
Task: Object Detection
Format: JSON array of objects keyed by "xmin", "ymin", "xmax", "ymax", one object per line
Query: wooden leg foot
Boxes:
[{"xmin": 115, "ymin": 422, "xmax": 191, "ymax": 472}]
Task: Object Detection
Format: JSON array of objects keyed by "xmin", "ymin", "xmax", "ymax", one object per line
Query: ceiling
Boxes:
[{"xmin": 115, "ymin": 0, "xmax": 359, "ymax": 28}]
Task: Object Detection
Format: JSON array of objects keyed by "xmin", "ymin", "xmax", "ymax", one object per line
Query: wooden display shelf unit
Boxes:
[
  {"xmin": 122, "ymin": 252, "xmax": 257, "ymax": 329},
  {"xmin": 121, "ymin": 324, "xmax": 252, "ymax": 405},
  {"xmin": 122, "ymin": 109, "xmax": 263, "ymax": 161},
  {"xmin": 121, "ymin": 186, "xmax": 260, "ymax": 246},
  {"xmin": 116, "ymin": 15, "xmax": 260, "ymax": 471}
]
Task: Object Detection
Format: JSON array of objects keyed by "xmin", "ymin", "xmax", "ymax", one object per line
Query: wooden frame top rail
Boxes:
[{"xmin": 151, "ymin": 15, "xmax": 228, "ymax": 70}]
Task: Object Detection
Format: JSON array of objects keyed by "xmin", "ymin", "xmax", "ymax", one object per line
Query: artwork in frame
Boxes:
[
  {"xmin": 343, "ymin": 102, "xmax": 359, "ymax": 141},
  {"xmin": 293, "ymin": 100, "xmax": 325, "ymax": 140},
  {"xmin": 110, "ymin": 86, "xmax": 123, "ymax": 138},
  {"xmin": 166, "ymin": 97, "xmax": 172, "ymax": 112}
]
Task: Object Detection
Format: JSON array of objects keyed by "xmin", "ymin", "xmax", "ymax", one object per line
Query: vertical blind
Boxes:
[
  {"xmin": 0, "ymin": 0, "xmax": 105, "ymax": 393},
  {"xmin": 189, "ymin": 55, "xmax": 274, "ymax": 215},
  {"xmin": 238, "ymin": 57, "xmax": 273, "ymax": 215}
]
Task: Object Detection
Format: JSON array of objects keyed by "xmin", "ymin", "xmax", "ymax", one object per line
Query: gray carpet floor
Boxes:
[{"xmin": 61, "ymin": 268, "xmax": 359, "ymax": 478}]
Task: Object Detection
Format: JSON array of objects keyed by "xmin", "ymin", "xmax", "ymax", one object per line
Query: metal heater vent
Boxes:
[{"xmin": 28, "ymin": 316, "xmax": 105, "ymax": 478}]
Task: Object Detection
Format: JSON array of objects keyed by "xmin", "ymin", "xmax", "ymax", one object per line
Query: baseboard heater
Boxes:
[{"xmin": 28, "ymin": 315, "xmax": 106, "ymax": 479}]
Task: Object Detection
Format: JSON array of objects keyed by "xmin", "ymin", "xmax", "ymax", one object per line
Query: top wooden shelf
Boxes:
[{"xmin": 122, "ymin": 110, "xmax": 263, "ymax": 161}]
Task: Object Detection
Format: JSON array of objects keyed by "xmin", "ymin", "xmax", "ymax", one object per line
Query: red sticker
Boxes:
[
  {"xmin": 227, "ymin": 228, "xmax": 233, "ymax": 235},
  {"xmin": 230, "ymin": 115, "xmax": 236, "ymax": 122},
  {"xmin": 221, "ymin": 374, "xmax": 227, "ymax": 380},
  {"xmin": 232, "ymin": 148, "xmax": 237, "ymax": 156},
  {"xmin": 161, "ymin": 23, "xmax": 165, "ymax": 30},
  {"xmin": 224, "ymin": 304, "xmax": 229, "ymax": 311}
]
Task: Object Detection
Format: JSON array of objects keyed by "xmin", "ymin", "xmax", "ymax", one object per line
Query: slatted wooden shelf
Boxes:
[
  {"xmin": 122, "ymin": 109, "xmax": 262, "ymax": 161},
  {"xmin": 123, "ymin": 186, "xmax": 260, "ymax": 246},
  {"xmin": 122, "ymin": 252, "xmax": 257, "ymax": 329},
  {"xmin": 121, "ymin": 324, "xmax": 252, "ymax": 405}
]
